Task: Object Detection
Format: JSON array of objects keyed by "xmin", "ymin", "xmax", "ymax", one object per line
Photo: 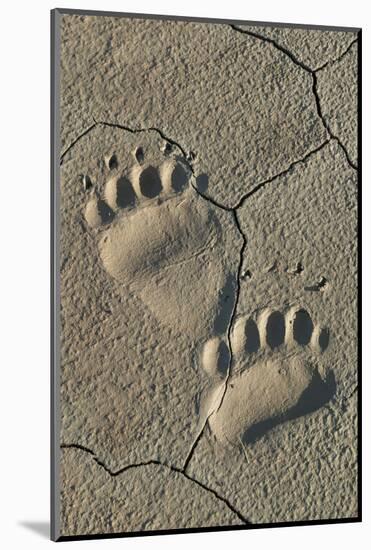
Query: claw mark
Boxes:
[{"xmin": 305, "ymin": 276, "xmax": 328, "ymax": 292}]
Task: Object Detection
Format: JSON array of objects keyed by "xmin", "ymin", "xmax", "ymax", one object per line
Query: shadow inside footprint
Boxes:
[
  {"xmin": 242, "ymin": 370, "xmax": 336, "ymax": 445},
  {"xmin": 293, "ymin": 309, "xmax": 314, "ymax": 346},
  {"xmin": 213, "ymin": 274, "xmax": 237, "ymax": 335},
  {"xmin": 139, "ymin": 166, "xmax": 162, "ymax": 198},
  {"xmin": 245, "ymin": 319, "xmax": 260, "ymax": 353},
  {"xmin": 195, "ymin": 173, "xmax": 209, "ymax": 193},
  {"xmin": 266, "ymin": 311, "xmax": 285, "ymax": 349},
  {"xmin": 116, "ymin": 176, "xmax": 136, "ymax": 208},
  {"xmin": 319, "ymin": 328, "xmax": 330, "ymax": 352},
  {"xmin": 97, "ymin": 199, "xmax": 114, "ymax": 224}
]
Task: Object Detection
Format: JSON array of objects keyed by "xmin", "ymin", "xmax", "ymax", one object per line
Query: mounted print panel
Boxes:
[{"xmin": 51, "ymin": 8, "xmax": 361, "ymax": 541}]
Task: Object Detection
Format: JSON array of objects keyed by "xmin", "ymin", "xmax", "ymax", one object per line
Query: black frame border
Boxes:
[{"xmin": 51, "ymin": 7, "xmax": 362, "ymax": 542}]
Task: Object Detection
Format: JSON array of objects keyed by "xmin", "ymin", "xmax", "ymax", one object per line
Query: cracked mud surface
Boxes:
[{"xmin": 58, "ymin": 13, "xmax": 359, "ymax": 537}]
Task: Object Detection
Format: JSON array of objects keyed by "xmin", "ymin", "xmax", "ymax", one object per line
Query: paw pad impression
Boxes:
[{"xmin": 83, "ymin": 147, "xmax": 192, "ymax": 229}]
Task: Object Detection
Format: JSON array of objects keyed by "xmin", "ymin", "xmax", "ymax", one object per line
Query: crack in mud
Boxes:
[
  {"xmin": 230, "ymin": 24, "xmax": 312, "ymax": 72},
  {"xmin": 60, "ymin": 119, "xmax": 190, "ymax": 166},
  {"xmin": 94, "ymin": 119, "xmax": 191, "ymax": 159},
  {"xmin": 59, "ymin": 120, "xmax": 354, "ymax": 488},
  {"xmin": 182, "ymin": 207, "xmax": 246, "ymax": 471},
  {"xmin": 211, "ymin": 210, "xmax": 247, "ymax": 416},
  {"xmin": 60, "ymin": 443, "xmax": 250, "ymax": 524},
  {"xmin": 58, "ymin": 16, "xmax": 358, "ymax": 530},
  {"xmin": 230, "ymin": 24, "xmax": 358, "ymax": 171},
  {"xmin": 182, "ymin": 209, "xmax": 248, "ymax": 469},
  {"xmin": 60, "ymin": 121, "xmax": 354, "ymax": 211},
  {"xmin": 311, "ymin": 73, "xmax": 358, "ymax": 170},
  {"xmin": 60, "ymin": 122, "xmax": 97, "ymax": 164},
  {"xmin": 233, "ymin": 138, "xmax": 331, "ymax": 208},
  {"xmin": 314, "ymin": 37, "xmax": 359, "ymax": 72}
]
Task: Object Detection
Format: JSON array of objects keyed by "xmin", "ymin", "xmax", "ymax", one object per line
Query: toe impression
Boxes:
[
  {"xmin": 201, "ymin": 337, "xmax": 230, "ymax": 379},
  {"xmin": 210, "ymin": 306, "xmax": 333, "ymax": 446}
]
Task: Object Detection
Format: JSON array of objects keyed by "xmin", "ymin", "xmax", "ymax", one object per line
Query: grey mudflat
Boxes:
[{"xmin": 57, "ymin": 12, "xmax": 359, "ymax": 537}]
